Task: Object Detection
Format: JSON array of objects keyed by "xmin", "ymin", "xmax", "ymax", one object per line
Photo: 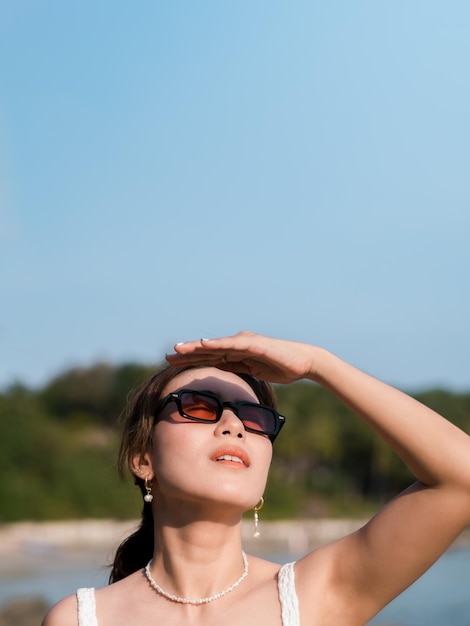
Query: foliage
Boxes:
[
  {"xmin": 1, "ymin": 365, "xmax": 469, "ymax": 522},
  {"xmin": 39, "ymin": 363, "xmax": 156, "ymax": 425}
]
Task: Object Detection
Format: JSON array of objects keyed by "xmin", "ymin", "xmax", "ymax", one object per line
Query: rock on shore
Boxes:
[{"xmin": 0, "ymin": 597, "xmax": 49, "ymax": 626}]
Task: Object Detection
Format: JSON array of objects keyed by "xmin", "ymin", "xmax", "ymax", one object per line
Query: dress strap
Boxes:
[
  {"xmin": 77, "ymin": 588, "xmax": 98, "ymax": 626},
  {"xmin": 277, "ymin": 562, "xmax": 300, "ymax": 626}
]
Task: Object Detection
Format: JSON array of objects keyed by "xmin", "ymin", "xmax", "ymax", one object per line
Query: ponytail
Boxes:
[{"xmin": 109, "ymin": 499, "xmax": 154, "ymax": 583}]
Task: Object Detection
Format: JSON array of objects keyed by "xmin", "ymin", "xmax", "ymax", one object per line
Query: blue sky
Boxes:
[{"xmin": 1, "ymin": 1, "xmax": 469, "ymax": 391}]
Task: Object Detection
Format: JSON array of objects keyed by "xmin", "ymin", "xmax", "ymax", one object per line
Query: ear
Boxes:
[{"xmin": 131, "ymin": 452, "xmax": 155, "ymax": 480}]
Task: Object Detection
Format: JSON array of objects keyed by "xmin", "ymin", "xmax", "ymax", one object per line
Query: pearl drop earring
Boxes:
[
  {"xmin": 144, "ymin": 477, "xmax": 154, "ymax": 503},
  {"xmin": 253, "ymin": 497, "xmax": 264, "ymax": 538}
]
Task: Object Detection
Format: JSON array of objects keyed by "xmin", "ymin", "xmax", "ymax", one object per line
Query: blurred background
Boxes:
[{"xmin": 1, "ymin": 1, "xmax": 469, "ymax": 624}]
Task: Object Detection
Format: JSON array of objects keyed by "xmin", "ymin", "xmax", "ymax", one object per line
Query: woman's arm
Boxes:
[
  {"xmin": 299, "ymin": 345, "xmax": 470, "ymax": 620},
  {"xmin": 167, "ymin": 331, "xmax": 470, "ymax": 621}
]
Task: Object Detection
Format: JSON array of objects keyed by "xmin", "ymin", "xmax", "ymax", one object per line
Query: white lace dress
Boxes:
[
  {"xmin": 77, "ymin": 561, "xmax": 300, "ymax": 626},
  {"xmin": 77, "ymin": 588, "xmax": 98, "ymax": 626},
  {"xmin": 277, "ymin": 561, "xmax": 300, "ymax": 626}
]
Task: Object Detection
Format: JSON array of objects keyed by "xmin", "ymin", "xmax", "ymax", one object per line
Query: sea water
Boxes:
[
  {"xmin": 369, "ymin": 546, "xmax": 470, "ymax": 626},
  {"xmin": 1, "ymin": 547, "xmax": 469, "ymax": 625}
]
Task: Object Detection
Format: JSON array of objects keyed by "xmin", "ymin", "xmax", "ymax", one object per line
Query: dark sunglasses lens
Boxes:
[
  {"xmin": 239, "ymin": 405, "xmax": 277, "ymax": 434},
  {"xmin": 180, "ymin": 392, "xmax": 220, "ymax": 421}
]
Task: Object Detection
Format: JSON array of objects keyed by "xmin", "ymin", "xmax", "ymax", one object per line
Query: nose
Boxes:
[{"xmin": 214, "ymin": 407, "xmax": 245, "ymax": 439}]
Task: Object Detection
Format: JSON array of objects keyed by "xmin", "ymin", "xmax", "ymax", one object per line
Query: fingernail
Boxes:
[
  {"xmin": 201, "ymin": 337, "xmax": 211, "ymax": 341},
  {"xmin": 176, "ymin": 342, "xmax": 185, "ymax": 346}
]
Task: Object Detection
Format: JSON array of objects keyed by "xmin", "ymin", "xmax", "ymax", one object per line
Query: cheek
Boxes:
[
  {"xmin": 260, "ymin": 440, "xmax": 273, "ymax": 466},
  {"xmin": 262, "ymin": 448, "xmax": 273, "ymax": 482},
  {"xmin": 150, "ymin": 423, "xmax": 205, "ymax": 478},
  {"xmin": 250, "ymin": 438, "xmax": 273, "ymax": 483}
]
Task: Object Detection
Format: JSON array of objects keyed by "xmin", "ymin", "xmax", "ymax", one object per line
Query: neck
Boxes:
[
  {"xmin": 148, "ymin": 511, "xmax": 246, "ymax": 601},
  {"xmin": 145, "ymin": 551, "xmax": 248, "ymax": 605}
]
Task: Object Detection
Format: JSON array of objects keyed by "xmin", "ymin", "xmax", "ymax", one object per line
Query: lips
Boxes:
[{"xmin": 210, "ymin": 445, "xmax": 250, "ymax": 467}]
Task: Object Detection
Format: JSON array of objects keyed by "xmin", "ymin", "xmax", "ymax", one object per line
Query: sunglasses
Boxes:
[{"xmin": 157, "ymin": 389, "xmax": 286, "ymax": 442}]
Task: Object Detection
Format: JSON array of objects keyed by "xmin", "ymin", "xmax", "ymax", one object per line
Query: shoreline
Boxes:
[
  {"xmin": 0, "ymin": 518, "xmax": 366, "ymax": 574},
  {"xmin": 1, "ymin": 518, "xmax": 469, "ymax": 579}
]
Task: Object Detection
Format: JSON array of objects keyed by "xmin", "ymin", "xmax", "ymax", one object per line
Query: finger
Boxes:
[
  {"xmin": 169, "ymin": 333, "xmax": 258, "ymax": 363},
  {"xmin": 171, "ymin": 339, "xmax": 207, "ymax": 353},
  {"xmin": 174, "ymin": 332, "xmax": 256, "ymax": 352},
  {"xmin": 200, "ymin": 332, "xmax": 258, "ymax": 352},
  {"xmin": 214, "ymin": 362, "xmax": 254, "ymax": 375},
  {"xmin": 170, "ymin": 339, "xmax": 228, "ymax": 355},
  {"xmin": 166, "ymin": 357, "xmax": 255, "ymax": 372},
  {"xmin": 165, "ymin": 352, "xmax": 224, "ymax": 365},
  {"xmin": 171, "ymin": 346, "xmax": 255, "ymax": 363}
]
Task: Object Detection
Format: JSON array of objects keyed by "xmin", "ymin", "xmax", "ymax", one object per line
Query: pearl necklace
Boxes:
[{"xmin": 144, "ymin": 551, "xmax": 249, "ymax": 605}]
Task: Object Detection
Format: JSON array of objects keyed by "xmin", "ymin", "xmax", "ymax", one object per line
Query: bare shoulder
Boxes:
[
  {"xmin": 247, "ymin": 553, "xmax": 283, "ymax": 579},
  {"xmin": 41, "ymin": 594, "xmax": 78, "ymax": 626}
]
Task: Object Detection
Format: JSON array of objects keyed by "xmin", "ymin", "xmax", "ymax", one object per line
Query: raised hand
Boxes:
[{"xmin": 165, "ymin": 330, "xmax": 318, "ymax": 384}]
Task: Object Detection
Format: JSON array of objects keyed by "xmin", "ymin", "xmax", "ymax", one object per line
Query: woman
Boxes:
[{"xmin": 43, "ymin": 331, "xmax": 470, "ymax": 625}]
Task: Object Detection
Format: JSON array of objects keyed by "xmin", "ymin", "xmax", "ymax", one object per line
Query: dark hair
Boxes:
[{"xmin": 109, "ymin": 364, "xmax": 277, "ymax": 583}]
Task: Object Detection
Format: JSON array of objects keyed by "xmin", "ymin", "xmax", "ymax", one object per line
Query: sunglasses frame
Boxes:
[{"xmin": 157, "ymin": 388, "xmax": 286, "ymax": 442}]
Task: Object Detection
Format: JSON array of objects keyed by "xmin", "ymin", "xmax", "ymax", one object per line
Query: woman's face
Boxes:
[{"xmin": 144, "ymin": 367, "xmax": 273, "ymax": 514}]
